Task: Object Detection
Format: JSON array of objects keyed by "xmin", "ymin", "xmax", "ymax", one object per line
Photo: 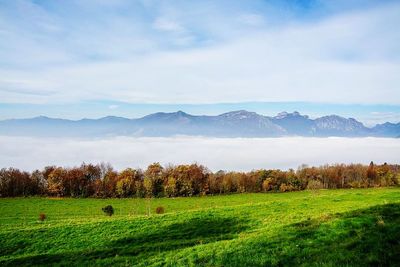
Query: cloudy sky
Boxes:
[{"xmin": 0, "ymin": 0, "xmax": 399, "ymax": 123}]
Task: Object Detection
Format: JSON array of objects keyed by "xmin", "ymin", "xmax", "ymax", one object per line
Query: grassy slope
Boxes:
[{"xmin": 0, "ymin": 188, "xmax": 399, "ymax": 266}]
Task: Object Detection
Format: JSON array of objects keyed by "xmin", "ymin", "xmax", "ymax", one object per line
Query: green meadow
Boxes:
[{"xmin": 0, "ymin": 188, "xmax": 399, "ymax": 266}]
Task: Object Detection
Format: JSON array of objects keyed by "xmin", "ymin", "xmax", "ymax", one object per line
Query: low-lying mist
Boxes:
[{"xmin": 0, "ymin": 136, "xmax": 398, "ymax": 172}]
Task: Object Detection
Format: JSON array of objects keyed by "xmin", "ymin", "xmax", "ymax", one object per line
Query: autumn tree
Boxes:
[
  {"xmin": 0, "ymin": 162, "xmax": 399, "ymax": 198},
  {"xmin": 144, "ymin": 163, "xmax": 164, "ymax": 197},
  {"xmin": 116, "ymin": 168, "xmax": 143, "ymax": 197},
  {"xmin": 101, "ymin": 169, "xmax": 119, "ymax": 197},
  {"xmin": 164, "ymin": 176, "xmax": 177, "ymax": 197},
  {"xmin": 30, "ymin": 170, "xmax": 47, "ymax": 195},
  {"xmin": 367, "ymin": 161, "xmax": 377, "ymax": 186},
  {"xmin": 47, "ymin": 167, "xmax": 67, "ymax": 196}
]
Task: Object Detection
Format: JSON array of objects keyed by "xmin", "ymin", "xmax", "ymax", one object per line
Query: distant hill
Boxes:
[
  {"xmin": 371, "ymin": 122, "xmax": 400, "ymax": 137},
  {"xmin": 0, "ymin": 110, "xmax": 398, "ymax": 138}
]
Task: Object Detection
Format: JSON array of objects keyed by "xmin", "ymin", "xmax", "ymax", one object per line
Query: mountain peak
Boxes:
[
  {"xmin": 219, "ymin": 110, "xmax": 259, "ymax": 119},
  {"xmin": 33, "ymin": 115, "xmax": 51, "ymax": 120},
  {"xmin": 275, "ymin": 111, "xmax": 289, "ymax": 119},
  {"xmin": 175, "ymin": 110, "xmax": 189, "ymax": 116},
  {"xmin": 315, "ymin": 115, "xmax": 366, "ymax": 133},
  {"xmin": 97, "ymin": 116, "xmax": 130, "ymax": 122},
  {"xmin": 274, "ymin": 111, "xmax": 308, "ymax": 119}
]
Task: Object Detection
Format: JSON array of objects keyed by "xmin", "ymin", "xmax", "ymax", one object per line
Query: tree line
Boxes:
[{"xmin": 0, "ymin": 162, "xmax": 399, "ymax": 198}]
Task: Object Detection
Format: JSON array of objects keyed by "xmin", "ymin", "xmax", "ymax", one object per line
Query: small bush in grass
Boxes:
[
  {"xmin": 102, "ymin": 205, "xmax": 114, "ymax": 216},
  {"xmin": 376, "ymin": 216, "xmax": 385, "ymax": 227},
  {"xmin": 155, "ymin": 206, "xmax": 165, "ymax": 214},
  {"xmin": 39, "ymin": 213, "xmax": 46, "ymax": 221}
]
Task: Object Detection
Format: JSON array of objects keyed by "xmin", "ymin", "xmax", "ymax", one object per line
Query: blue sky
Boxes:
[{"xmin": 0, "ymin": 0, "xmax": 400, "ymax": 124}]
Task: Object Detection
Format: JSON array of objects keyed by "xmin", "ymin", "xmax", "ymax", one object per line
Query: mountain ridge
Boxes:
[{"xmin": 0, "ymin": 110, "xmax": 399, "ymax": 138}]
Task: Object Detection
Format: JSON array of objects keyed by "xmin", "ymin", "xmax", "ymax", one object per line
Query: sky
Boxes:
[{"xmin": 0, "ymin": 0, "xmax": 400, "ymax": 124}]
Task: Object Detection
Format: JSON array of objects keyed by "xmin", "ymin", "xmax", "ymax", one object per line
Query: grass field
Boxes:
[{"xmin": 1, "ymin": 188, "xmax": 399, "ymax": 266}]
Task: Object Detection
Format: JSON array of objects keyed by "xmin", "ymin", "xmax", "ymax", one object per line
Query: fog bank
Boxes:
[{"xmin": 0, "ymin": 136, "xmax": 399, "ymax": 172}]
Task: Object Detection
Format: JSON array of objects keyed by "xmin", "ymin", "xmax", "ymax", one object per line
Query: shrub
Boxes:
[
  {"xmin": 348, "ymin": 181, "xmax": 363, "ymax": 188},
  {"xmin": 262, "ymin": 179, "xmax": 273, "ymax": 192},
  {"xmin": 307, "ymin": 179, "xmax": 324, "ymax": 190},
  {"xmin": 376, "ymin": 216, "xmax": 385, "ymax": 227},
  {"xmin": 39, "ymin": 213, "xmax": 46, "ymax": 221},
  {"xmin": 102, "ymin": 205, "xmax": 114, "ymax": 216},
  {"xmin": 155, "ymin": 206, "xmax": 165, "ymax": 214},
  {"xmin": 279, "ymin": 183, "xmax": 295, "ymax": 192}
]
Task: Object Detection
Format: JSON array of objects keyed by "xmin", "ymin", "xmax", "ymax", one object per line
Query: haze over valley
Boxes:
[{"xmin": 0, "ymin": 135, "xmax": 398, "ymax": 172}]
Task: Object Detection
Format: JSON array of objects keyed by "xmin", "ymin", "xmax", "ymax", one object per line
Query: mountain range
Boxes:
[{"xmin": 0, "ymin": 110, "xmax": 399, "ymax": 138}]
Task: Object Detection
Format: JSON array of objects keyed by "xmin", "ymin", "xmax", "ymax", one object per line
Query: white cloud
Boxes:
[
  {"xmin": 0, "ymin": 1, "xmax": 400, "ymax": 105},
  {"xmin": 0, "ymin": 136, "xmax": 399, "ymax": 172},
  {"xmin": 237, "ymin": 13, "xmax": 265, "ymax": 26},
  {"xmin": 363, "ymin": 112, "xmax": 400, "ymax": 126},
  {"xmin": 108, "ymin": 105, "xmax": 119, "ymax": 109},
  {"xmin": 108, "ymin": 104, "xmax": 119, "ymax": 110},
  {"xmin": 153, "ymin": 17, "xmax": 185, "ymax": 33}
]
